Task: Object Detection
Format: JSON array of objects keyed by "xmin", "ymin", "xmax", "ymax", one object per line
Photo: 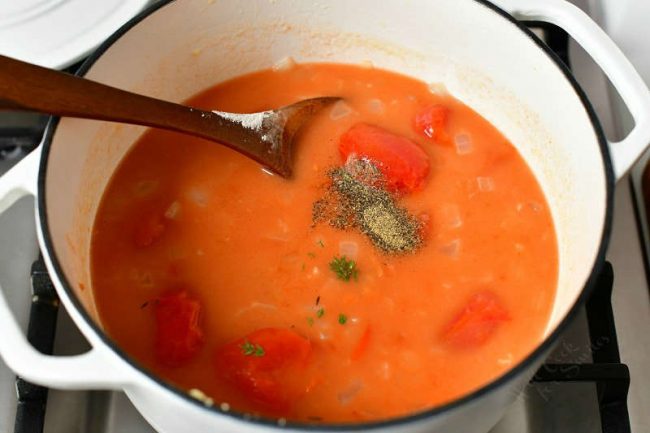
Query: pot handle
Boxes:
[
  {"xmin": 0, "ymin": 149, "xmax": 129, "ymax": 390},
  {"xmin": 495, "ymin": 0, "xmax": 650, "ymax": 181}
]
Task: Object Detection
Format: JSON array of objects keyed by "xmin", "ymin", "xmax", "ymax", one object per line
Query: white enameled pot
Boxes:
[{"xmin": 1, "ymin": 0, "xmax": 649, "ymax": 432}]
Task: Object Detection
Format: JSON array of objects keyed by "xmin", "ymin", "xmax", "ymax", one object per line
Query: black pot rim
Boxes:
[{"xmin": 36, "ymin": 0, "xmax": 615, "ymax": 430}]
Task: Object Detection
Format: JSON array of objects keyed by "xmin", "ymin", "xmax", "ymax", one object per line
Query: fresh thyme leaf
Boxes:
[
  {"xmin": 316, "ymin": 307, "xmax": 325, "ymax": 318},
  {"xmin": 241, "ymin": 340, "xmax": 255, "ymax": 356},
  {"xmin": 329, "ymin": 255, "xmax": 359, "ymax": 282},
  {"xmin": 307, "ymin": 317, "xmax": 314, "ymax": 327},
  {"xmin": 254, "ymin": 345, "xmax": 265, "ymax": 357},
  {"xmin": 317, "ymin": 239, "xmax": 325, "ymax": 248},
  {"xmin": 338, "ymin": 313, "xmax": 348, "ymax": 325},
  {"xmin": 240, "ymin": 340, "xmax": 265, "ymax": 357}
]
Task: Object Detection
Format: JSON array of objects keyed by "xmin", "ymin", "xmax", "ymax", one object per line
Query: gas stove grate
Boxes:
[
  {"xmin": 14, "ymin": 258, "xmax": 59, "ymax": 433},
  {"xmin": 0, "ymin": 125, "xmax": 45, "ymax": 161},
  {"xmin": 10, "ymin": 21, "xmax": 632, "ymax": 433},
  {"xmin": 530, "ymin": 263, "xmax": 631, "ymax": 433}
]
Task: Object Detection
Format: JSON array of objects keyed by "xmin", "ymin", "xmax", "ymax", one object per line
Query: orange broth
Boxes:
[{"xmin": 90, "ymin": 63, "xmax": 558, "ymax": 423}]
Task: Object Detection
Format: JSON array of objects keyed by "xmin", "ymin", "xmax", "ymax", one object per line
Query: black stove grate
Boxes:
[
  {"xmin": 0, "ymin": 124, "xmax": 45, "ymax": 162},
  {"xmin": 14, "ymin": 258, "xmax": 59, "ymax": 433},
  {"xmin": 9, "ymin": 22, "xmax": 632, "ymax": 433},
  {"xmin": 530, "ymin": 262, "xmax": 631, "ymax": 433}
]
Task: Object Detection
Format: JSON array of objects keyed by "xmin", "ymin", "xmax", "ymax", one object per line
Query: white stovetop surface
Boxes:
[{"xmin": 0, "ymin": 0, "xmax": 649, "ymax": 432}]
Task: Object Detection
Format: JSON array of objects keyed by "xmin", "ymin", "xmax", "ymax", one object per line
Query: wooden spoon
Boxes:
[{"xmin": 0, "ymin": 55, "xmax": 340, "ymax": 178}]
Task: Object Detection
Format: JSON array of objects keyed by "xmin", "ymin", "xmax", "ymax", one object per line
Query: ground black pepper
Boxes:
[{"xmin": 312, "ymin": 159, "xmax": 422, "ymax": 253}]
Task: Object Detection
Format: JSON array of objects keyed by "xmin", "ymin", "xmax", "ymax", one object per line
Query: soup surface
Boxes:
[{"xmin": 91, "ymin": 63, "xmax": 558, "ymax": 423}]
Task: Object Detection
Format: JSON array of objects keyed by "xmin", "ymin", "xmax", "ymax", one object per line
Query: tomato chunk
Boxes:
[
  {"xmin": 134, "ymin": 214, "xmax": 165, "ymax": 248},
  {"xmin": 214, "ymin": 328, "xmax": 311, "ymax": 412},
  {"xmin": 339, "ymin": 123, "xmax": 430, "ymax": 193},
  {"xmin": 154, "ymin": 291, "xmax": 204, "ymax": 367},
  {"xmin": 441, "ymin": 291, "xmax": 510, "ymax": 348},
  {"xmin": 414, "ymin": 104, "xmax": 450, "ymax": 144}
]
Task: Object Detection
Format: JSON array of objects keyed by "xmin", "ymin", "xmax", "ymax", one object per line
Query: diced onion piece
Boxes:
[
  {"xmin": 329, "ymin": 100, "xmax": 353, "ymax": 120},
  {"xmin": 272, "ymin": 56, "xmax": 296, "ymax": 72},
  {"xmin": 337, "ymin": 380, "xmax": 364, "ymax": 405},
  {"xmin": 440, "ymin": 239, "xmax": 461, "ymax": 257},
  {"xmin": 367, "ymin": 98, "xmax": 385, "ymax": 114},
  {"xmin": 454, "ymin": 133, "xmax": 473, "ymax": 155},
  {"xmin": 164, "ymin": 201, "xmax": 181, "ymax": 220},
  {"xmin": 187, "ymin": 187, "xmax": 209, "ymax": 207},
  {"xmin": 339, "ymin": 241, "xmax": 359, "ymax": 260},
  {"xmin": 441, "ymin": 204, "xmax": 462, "ymax": 229},
  {"xmin": 234, "ymin": 302, "xmax": 278, "ymax": 318},
  {"xmin": 428, "ymin": 82, "xmax": 448, "ymax": 95},
  {"xmin": 477, "ymin": 177, "xmax": 495, "ymax": 192}
]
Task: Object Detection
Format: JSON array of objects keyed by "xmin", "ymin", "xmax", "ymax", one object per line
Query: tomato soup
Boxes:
[{"xmin": 90, "ymin": 63, "xmax": 558, "ymax": 423}]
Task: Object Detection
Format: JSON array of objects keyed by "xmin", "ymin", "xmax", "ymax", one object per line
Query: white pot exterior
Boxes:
[{"xmin": 1, "ymin": 0, "xmax": 650, "ymax": 432}]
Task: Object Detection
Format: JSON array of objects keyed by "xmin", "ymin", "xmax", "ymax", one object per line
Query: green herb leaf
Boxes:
[
  {"xmin": 329, "ymin": 255, "xmax": 359, "ymax": 282},
  {"xmin": 317, "ymin": 239, "xmax": 325, "ymax": 248},
  {"xmin": 241, "ymin": 340, "xmax": 255, "ymax": 356},
  {"xmin": 307, "ymin": 317, "xmax": 314, "ymax": 327},
  {"xmin": 254, "ymin": 345, "xmax": 265, "ymax": 357},
  {"xmin": 241, "ymin": 340, "xmax": 265, "ymax": 357},
  {"xmin": 307, "ymin": 252, "xmax": 316, "ymax": 259},
  {"xmin": 316, "ymin": 307, "xmax": 325, "ymax": 318},
  {"xmin": 338, "ymin": 313, "xmax": 348, "ymax": 325}
]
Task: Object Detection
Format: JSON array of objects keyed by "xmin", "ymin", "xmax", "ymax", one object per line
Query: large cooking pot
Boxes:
[{"xmin": 1, "ymin": 0, "xmax": 649, "ymax": 432}]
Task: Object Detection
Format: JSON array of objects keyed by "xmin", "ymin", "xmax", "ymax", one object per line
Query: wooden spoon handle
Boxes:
[{"xmin": 0, "ymin": 55, "xmax": 232, "ymax": 142}]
